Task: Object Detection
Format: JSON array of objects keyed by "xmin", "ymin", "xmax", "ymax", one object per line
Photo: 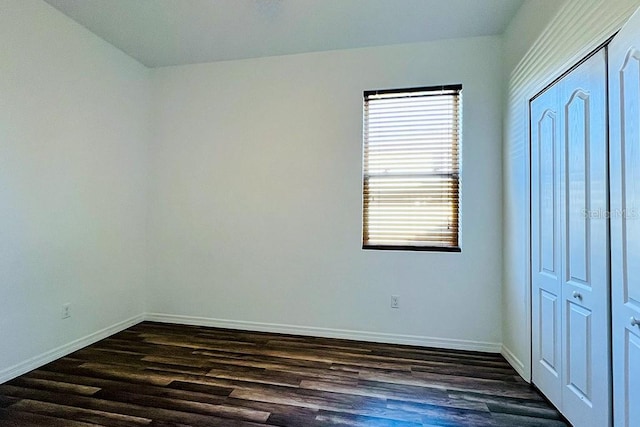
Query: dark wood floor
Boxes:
[{"xmin": 0, "ymin": 322, "xmax": 568, "ymax": 426}]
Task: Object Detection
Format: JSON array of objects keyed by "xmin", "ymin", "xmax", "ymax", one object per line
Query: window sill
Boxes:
[{"xmin": 362, "ymin": 245, "xmax": 461, "ymax": 253}]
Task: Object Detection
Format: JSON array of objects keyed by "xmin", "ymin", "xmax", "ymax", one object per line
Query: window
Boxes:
[{"xmin": 362, "ymin": 84, "xmax": 462, "ymax": 251}]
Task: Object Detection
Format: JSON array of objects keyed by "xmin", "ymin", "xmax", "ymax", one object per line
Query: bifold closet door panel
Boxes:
[
  {"xmin": 609, "ymin": 8, "xmax": 640, "ymax": 427},
  {"xmin": 531, "ymin": 48, "xmax": 610, "ymax": 427},
  {"xmin": 531, "ymin": 85, "xmax": 563, "ymax": 407},
  {"xmin": 559, "ymin": 48, "xmax": 610, "ymax": 427}
]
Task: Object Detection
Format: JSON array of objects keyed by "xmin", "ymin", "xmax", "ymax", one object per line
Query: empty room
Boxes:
[{"xmin": 1, "ymin": 0, "xmax": 639, "ymax": 426}]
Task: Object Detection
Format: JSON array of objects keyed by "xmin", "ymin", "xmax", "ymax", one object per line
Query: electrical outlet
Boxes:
[
  {"xmin": 391, "ymin": 295, "xmax": 400, "ymax": 309},
  {"xmin": 62, "ymin": 303, "xmax": 71, "ymax": 319}
]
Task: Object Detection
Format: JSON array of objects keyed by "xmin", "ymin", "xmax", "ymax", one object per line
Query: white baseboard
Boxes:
[
  {"xmin": 0, "ymin": 313, "xmax": 144, "ymax": 384},
  {"xmin": 145, "ymin": 313, "xmax": 502, "ymax": 353},
  {"xmin": 501, "ymin": 344, "xmax": 529, "ymax": 382}
]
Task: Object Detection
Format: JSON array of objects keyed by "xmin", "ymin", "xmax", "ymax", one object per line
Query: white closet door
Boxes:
[
  {"xmin": 531, "ymin": 49, "xmax": 610, "ymax": 426},
  {"xmin": 609, "ymin": 8, "xmax": 640, "ymax": 427},
  {"xmin": 531, "ymin": 84, "xmax": 563, "ymax": 406},
  {"xmin": 560, "ymin": 49, "xmax": 610, "ymax": 427}
]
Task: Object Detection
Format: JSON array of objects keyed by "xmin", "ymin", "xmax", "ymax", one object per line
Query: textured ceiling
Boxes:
[{"xmin": 43, "ymin": 0, "xmax": 524, "ymax": 68}]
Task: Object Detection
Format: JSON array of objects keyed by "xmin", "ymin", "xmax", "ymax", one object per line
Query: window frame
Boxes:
[{"xmin": 361, "ymin": 84, "xmax": 462, "ymax": 252}]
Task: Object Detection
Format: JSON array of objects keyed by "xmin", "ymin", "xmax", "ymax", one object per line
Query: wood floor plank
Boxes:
[
  {"xmin": 229, "ymin": 388, "xmax": 426, "ymax": 424},
  {"xmin": 7, "ymin": 377, "xmax": 101, "ymax": 397},
  {"xmin": 357, "ymin": 370, "xmax": 543, "ymax": 400},
  {"xmin": 298, "ymin": 380, "xmax": 486, "ymax": 411},
  {"xmin": 0, "ymin": 322, "xmax": 567, "ymax": 426},
  {"xmin": 0, "ymin": 408, "xmax": 99, "ymax": 427},
  {"xmin": 7, "ymin": 399, "xmax": 152, "ymax": 426},
  {"xmin": 92, "ymin": 388, "xmax": 271, "ymax": 423},
  {"xmin": 491, "ymin": 412, "xmax": 569, "ymax": 427},
  {"xmin": 385, "ymin": 400, "xmax": 496, "ymax": 427},
  {"xmin": 23, "ymin": 370, "xmax": 234, "ymax": 402},
  {"xmin": 314, "ymin": 410, "xmax": 424, "ymax": 427},
  {"xmin": 0, "ymin": 396, "xmax": 19, "ymax": 409}
]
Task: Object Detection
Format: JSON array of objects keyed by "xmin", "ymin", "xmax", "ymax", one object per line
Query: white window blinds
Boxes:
[{"xmin": 362, "ymin": 85, "xmax": 461, "ymax": 251}]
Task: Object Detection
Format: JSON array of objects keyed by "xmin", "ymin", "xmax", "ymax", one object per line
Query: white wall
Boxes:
[
  {"xmin": 0, "ymin": 0, "xmax": 150, "ymax": 379},
  {"xmin": 148, "ymin": 36, "xmax": 504, "ymax": 350},
  {"xmin": 7, "ymin": 0, "xmax": 603, "ymax": 383},
  {"xmin": 501, "ymin": 0, "xmax": 640, "ymax": 380}
]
